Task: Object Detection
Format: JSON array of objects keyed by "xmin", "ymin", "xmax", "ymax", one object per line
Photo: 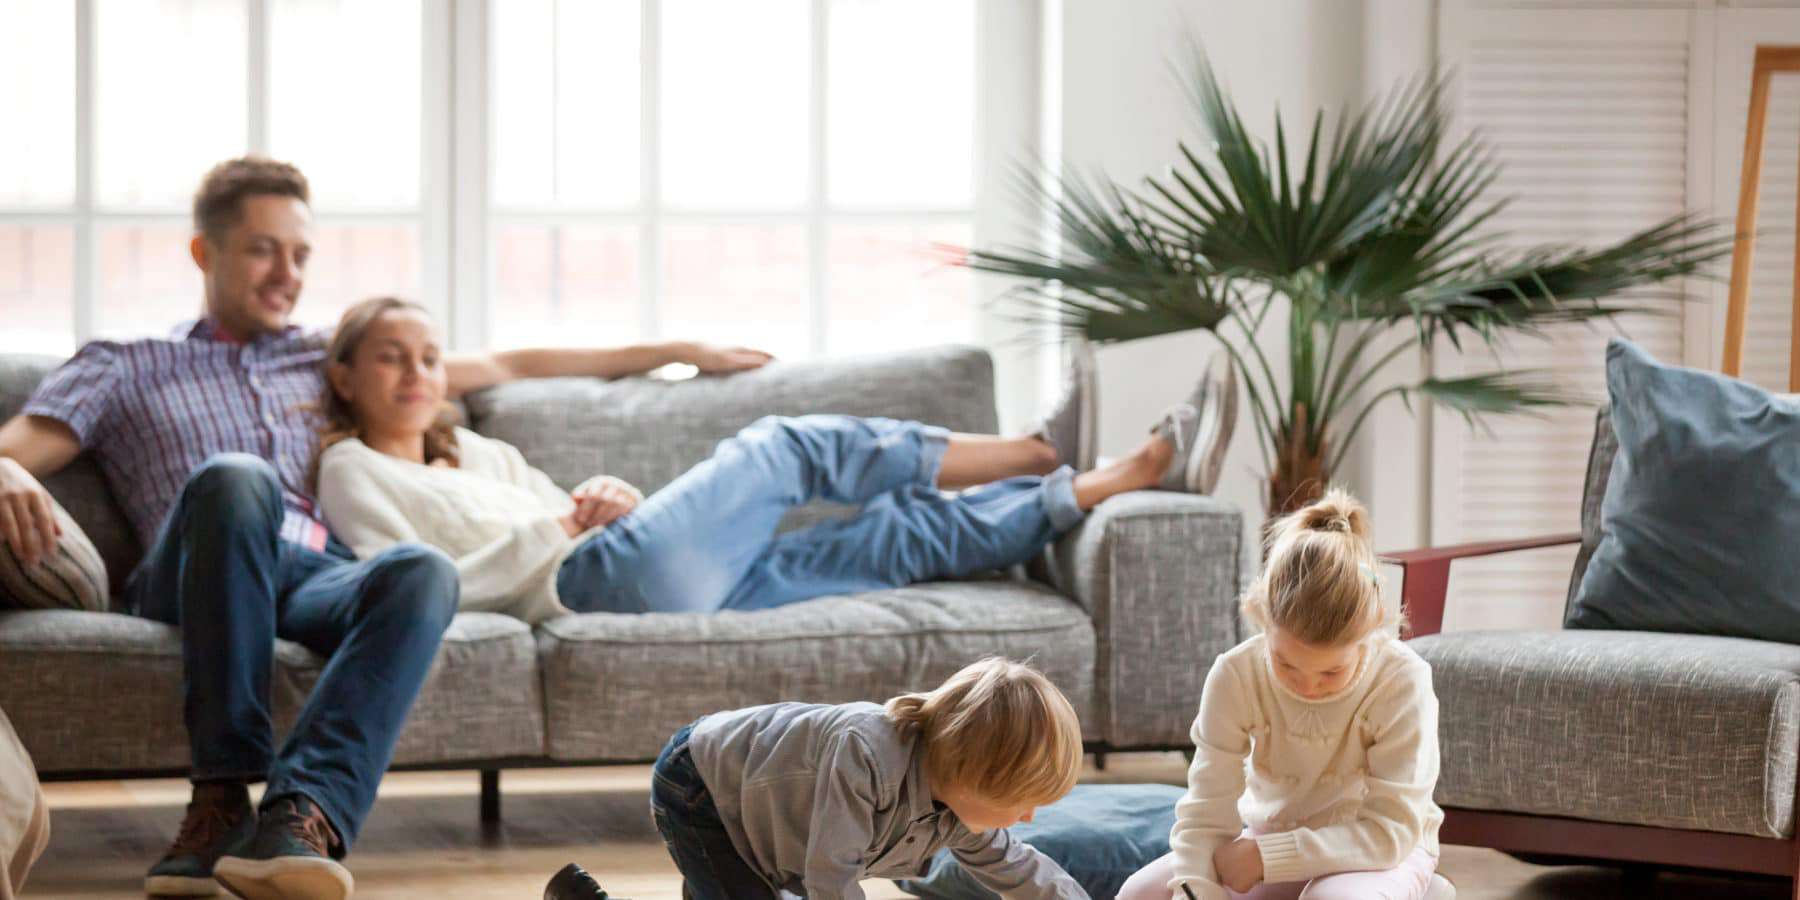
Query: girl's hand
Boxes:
[
  {"xmin": 1212, "ymin": 838, "xmax": 1263, "ymax": 893},
  {"xmin": 558, "ymin": 511, "xmax": 585, "ymax": 538},
  {"xmin": 570, "ymin": 475, "xmax": 642, "ymax": 531}
]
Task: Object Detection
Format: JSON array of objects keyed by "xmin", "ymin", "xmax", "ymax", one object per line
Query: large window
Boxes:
[
  {"xmin": 486, "ymin": 0, "xmax": 978, "ymax": 360},
  {"xmin": 0, "ymin": 0, "xmax": 428, "ymax": 353},
  {"xmin": 1, "ymin": 0, "xmax": 1008, "ymax": 369}
]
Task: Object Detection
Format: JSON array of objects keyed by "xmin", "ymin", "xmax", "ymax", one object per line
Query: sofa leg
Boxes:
[
  {"xmin": 480, "ymin": 769, "xmax": 502, "ymax": 825},
  {"xmin": 1092, "ymin": 752, "xmax": 1107, "ymax": 772}
]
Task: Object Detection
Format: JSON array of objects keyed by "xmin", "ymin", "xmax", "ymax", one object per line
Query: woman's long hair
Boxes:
[{"xmin": 306, "ymin": 296, "xmax": 461, "ymax": 493}]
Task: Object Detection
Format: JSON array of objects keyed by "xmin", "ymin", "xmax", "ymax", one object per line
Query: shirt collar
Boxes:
[{"xmin": 184, "ymin": 318, "xmax": 303, "ymax": 345}]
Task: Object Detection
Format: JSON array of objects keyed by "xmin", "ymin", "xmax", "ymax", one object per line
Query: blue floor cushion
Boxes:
[{"xmin": 896, "ymin": 783, "xmax": 1183, "ymax": 900}]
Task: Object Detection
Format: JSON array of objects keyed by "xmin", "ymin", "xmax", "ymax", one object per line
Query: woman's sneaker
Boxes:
[
  {"xmin": 1151, "ymin": 350, "xmax": 1237, "ymax": 494},
  {"xmin": 544, "ymin": 863, "xmax": 625, "ymax": 900},
  {"xmin": 1033, "ymin": 340, "xmax": 1098, "ymax": 471},
  {"xmin": 145, "ymin": 782, "xmax": 257, "ymax": 897}
]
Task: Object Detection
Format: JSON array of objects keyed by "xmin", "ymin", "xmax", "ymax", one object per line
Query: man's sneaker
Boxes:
[
  {"xmin": 544, "ymin": 863, "xmax": 625, "ymax": 900},
  {"xmin": 1152, "ymin": 350, "xmax": 1238, "ymax": 494},
  {"xmin": 1032, "ymin": 339, "xmax": 1098, "ymax": 471},
  {"xmin": 213, "ymin": 795, "xmax": 353, "ymax": 900},
  {"xmin": 145, "ymin": 782, "xmax": 257, "ymax": 897}
]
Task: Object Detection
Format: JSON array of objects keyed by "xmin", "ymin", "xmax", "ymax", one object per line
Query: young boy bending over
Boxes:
[{"xmin": 546, "ymin": 657, "xmax": 1090, "ymax": 899}]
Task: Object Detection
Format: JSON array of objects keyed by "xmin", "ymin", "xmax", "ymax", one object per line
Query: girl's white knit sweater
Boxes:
[{"xmin": 1168, "ymin": 633, "xmax": 1442, "ymax": 897}]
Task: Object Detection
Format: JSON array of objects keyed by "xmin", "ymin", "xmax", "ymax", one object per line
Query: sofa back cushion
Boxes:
[
  {"xmin": 0, "ymin": 344, "xmax": 998, "ymax": 599},
  {"xmin": 0, "ymin": 355, "xmax": 141, "ymax": 602},
  {"xmin": 1566, "ymin": 338, "xmax": 1800, "ymax": 641},
  {"xmin": 463, "ymin": 345, "xmax": 999, "ymax": 499}
]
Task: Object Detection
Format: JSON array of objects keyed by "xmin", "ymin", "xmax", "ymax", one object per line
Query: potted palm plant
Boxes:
[{"xmin": 957, "ymin": 54, "xmax": 1728, "ymax": 519}]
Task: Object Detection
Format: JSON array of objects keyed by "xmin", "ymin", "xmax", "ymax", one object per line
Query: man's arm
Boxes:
[
  {"xmin": 0, "ymin": 415, "xmax": 82, "ymax": 567},
  {"xmin": 444, "ymin": 341, "xmax": 774, "ymax": 397}
]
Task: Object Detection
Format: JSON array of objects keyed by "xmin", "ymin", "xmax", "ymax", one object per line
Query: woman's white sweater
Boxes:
[
  {"xmin": 1168, "ymin": 633, "xmax": 1442, "ymax": 897},
  {"xmin": 315, "ymin": 428, "xmax": 584, "ymax": 624}
]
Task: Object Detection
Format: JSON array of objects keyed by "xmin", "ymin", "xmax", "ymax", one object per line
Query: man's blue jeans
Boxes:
[
  {"xmin": 125, "ymin": 454, "xmax": 458, "ymax": 851},
  {"xmin": 554, "ymin": 415, "xmax": 1086, "ymax": 614}
]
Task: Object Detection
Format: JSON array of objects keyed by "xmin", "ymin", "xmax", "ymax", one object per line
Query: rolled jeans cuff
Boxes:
[
  {"xmin": 1041, "ymin": 465, "xmax": 1085, "ymax": 532},
  {"xmin": 915, "ymin": 424, "xmax": 952, "ymax": 486}
]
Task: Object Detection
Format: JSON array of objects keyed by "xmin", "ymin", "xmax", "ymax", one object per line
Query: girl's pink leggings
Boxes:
[{"xmin": 1116, "ymin": 841, "xmax": 1438, "ymax": 900}]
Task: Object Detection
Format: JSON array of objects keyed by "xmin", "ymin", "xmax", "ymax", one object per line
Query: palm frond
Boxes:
[{"xmin": 945, "ymin": 43, "xmax": 1731, "ymax": 505}]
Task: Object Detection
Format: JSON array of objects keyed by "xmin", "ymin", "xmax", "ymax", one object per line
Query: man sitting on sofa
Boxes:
[{"xmin": 0, "ymin": 157, "xmax": 774, "ymax": 899}]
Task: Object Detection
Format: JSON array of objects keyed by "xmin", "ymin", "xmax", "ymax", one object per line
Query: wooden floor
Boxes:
[{"xmin": 27, "ymin": 753, "xmax": 1791, "ymax": 899}]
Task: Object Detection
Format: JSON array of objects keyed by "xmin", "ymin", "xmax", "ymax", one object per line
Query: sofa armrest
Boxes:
[
  {"xmin": 1380, "ymin": 533, "xmax": 1581, "ymax": 638},
  {"xmin": 1034, "ymin": 490, "xmax": 1247, "ymax": 749}
]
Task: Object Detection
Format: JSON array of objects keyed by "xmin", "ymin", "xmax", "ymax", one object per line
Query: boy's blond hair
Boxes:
[
  {"xmin": 884, "ymin": 658, "xmax": 1082, "ymax": 807},
  {"xmin": 1242, "ymin": 487, "xmax": 1400, "ymax": 646}
]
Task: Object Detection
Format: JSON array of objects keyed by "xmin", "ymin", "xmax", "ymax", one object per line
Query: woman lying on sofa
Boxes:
[{"xmin": 310, "ymin": 296, "xmax": 1225, "ymax": 623}]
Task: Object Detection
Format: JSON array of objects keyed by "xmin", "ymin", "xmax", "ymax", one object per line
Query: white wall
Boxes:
[{"xmin": 1053, "ymin": 0, "xmax": 1379, "ymax": 546}]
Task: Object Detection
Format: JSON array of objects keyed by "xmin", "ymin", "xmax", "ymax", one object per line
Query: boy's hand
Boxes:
[{"xmin": 1212, "ymin": 838, "xmax": 1263, "ymax": 893}]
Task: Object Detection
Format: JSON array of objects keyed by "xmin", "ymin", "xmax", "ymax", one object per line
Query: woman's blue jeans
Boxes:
[{"xmin": 555, "ymin": 415, "xmax": 1083, "ymax": 614}]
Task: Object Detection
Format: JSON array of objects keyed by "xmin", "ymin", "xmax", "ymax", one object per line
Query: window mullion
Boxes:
[
  {"xmin": 248, "ymin": 0, "xmax": 269, "ymax": 154},
  {"xmin": 74, "ymin": 0, "xmax": 96, "ymax": 344},
  {"xmin": 450, "ymin": 0, "xmax": 490, "ymax": 352},
  {"xmin": 639, "ymin": 0, "xmax": 661, "ymax": 342},
  {"xmin": 422, "ymin": 0, "xmax": 453, "ymax": 331},
  {"xmin": 808, "ymin": 0, "xmax": 828, "ymax": 358}
]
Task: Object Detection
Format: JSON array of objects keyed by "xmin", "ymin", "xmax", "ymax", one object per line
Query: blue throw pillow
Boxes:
[
  {"xmin": 1568, "ymin": 338, "xmax": 1800, "ymax": 641},
  {"xmin": 894, "ymin": 783, "xmax": 1182, "ymax": 900}
]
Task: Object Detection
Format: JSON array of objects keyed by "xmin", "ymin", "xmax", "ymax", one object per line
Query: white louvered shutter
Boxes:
[{"xmin": 1431, "ymin": 6, "xmax": 1697, "ymax": 630}]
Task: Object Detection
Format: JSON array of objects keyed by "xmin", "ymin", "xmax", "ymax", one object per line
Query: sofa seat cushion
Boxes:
[
  {"xmin": 1413, "ymin": 629, "xmax": 1800, "ymax": 838},
  {"xmin": 0, "ymin": 610, "xmax": 543, "ymax": 773},
  {"xmin": 536, "ymin": 579, "xmax": 1097, "ymax": 761}
]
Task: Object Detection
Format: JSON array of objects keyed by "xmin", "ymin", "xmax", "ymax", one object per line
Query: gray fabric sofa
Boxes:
[
  {"xmin": 1389, "ymin": 405, "xmax": 1800, "ymax": 886},
  {"xmin": 0, "ymin": 345, "xmax": 1246, "ymax": 811}
]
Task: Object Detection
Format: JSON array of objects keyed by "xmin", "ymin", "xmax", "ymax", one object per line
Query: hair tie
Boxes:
[{"xmin": 1358, "ymin": 562, "xmax": 1380, "ymax": 587}]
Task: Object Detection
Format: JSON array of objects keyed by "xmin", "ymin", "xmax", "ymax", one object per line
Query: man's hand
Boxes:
[
  {"xmin": 450, "ymin": 342, "xmax": 775, "ymax": 396},
  {"xmin": 0, "ymin": 457, "xmax": 61, "ymax": 567},
  {"xmin": 1212, "ymin": 837, "xmax": 1264, "ymax": 894},
  {"xmin": 568, "ymin": 475, "xmax": 643, "ymax": 533},
  {"xmin": 679, "ymin": 342, "xmax": 774, "ymax": 374}
]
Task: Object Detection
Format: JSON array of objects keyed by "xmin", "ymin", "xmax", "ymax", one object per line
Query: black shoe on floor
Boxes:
[
  {"xmin": 145, "ymin": 781, "xmax": 258, "ymax": 897},
  {"xmin": 544, "ymin": 863, "xmax": 621, "ymax": 900},
  {"xmin": 213, "ymin": 794, "xmax": 353, "ymax": 900}
]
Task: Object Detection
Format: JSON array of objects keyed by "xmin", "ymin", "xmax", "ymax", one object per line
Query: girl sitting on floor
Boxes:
[{"xmin": 1118, "ymin": 490, "xmax": 1454, "ymax": 900}]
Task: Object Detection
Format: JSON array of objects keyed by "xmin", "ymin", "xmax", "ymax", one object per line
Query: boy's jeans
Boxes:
[{"xmin": 649, "ymin": 723, "xmax": 779, "ymax": 900}]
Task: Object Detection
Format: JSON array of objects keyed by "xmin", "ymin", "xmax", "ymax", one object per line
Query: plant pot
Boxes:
[{"xmin": 1267, "ymin": 433, "xmax": 1328, "ymax": 520}]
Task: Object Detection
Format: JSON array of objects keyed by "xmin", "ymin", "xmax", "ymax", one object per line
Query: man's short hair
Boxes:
[{"xmin": 192, "ymin": 157, "xmax": 310, "ymax": 246}]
